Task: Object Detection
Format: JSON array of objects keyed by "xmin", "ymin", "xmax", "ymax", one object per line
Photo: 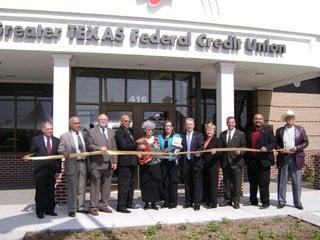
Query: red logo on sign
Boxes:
[{"xmin": 149, "ymin": 0, "xmax": 161, "ymax": 7}]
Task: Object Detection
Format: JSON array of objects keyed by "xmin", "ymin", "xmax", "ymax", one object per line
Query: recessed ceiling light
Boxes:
[{"xmin": 254, "ymin": 72, "xmax": 264, "ymax": 75}]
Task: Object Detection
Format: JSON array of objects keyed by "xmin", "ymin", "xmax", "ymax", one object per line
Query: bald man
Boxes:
[{"xmin": 87, "ymin": 114, "xmax": 117, "ymax": 216}]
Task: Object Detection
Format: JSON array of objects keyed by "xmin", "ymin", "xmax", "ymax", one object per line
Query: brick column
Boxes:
[{"xmin": 55, "ymin": 161, "xmax": 67, "ymax": 205}]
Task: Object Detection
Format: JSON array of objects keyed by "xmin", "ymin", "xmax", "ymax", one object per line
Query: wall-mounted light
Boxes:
[
  {"xmin": 293, "ymin": 81, "xmax": 301, "ymax": 88},
  {"xmin": 254, "ymin": 72, "xmax": 264, "ymax": 76}
]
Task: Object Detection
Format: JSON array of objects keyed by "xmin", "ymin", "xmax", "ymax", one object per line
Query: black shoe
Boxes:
[
  {"xmin": 219, "ymin": 200, "xmax": 232, "ymax": 207},
  {"xmin": 162, "ymin": 202, "xmax": 169, "ymax": 208},
  {"xmin": 169, "ymin": 203, "xmax": 177, "ymax": 209},
  {"xmin": 194, "ymin": 204, "xmax": 200, "ymax": 211},
  {"xmin": 205, "ymin": 203, "xmax": 217, "ymax": 209},
  {"xmin": 68, "ymin": 212, "xmax": 76, "ymax": 217},
  {"xmin": 144, "ymin": 203, "xmax": 151, "ymax": 210},
  {"xmin": 117, "ymin": 208, "xmax": 131, "ymax": 213},
  {"xmin": 233, "ymin": 203, "xmax": 240, "ymax": 209},
  {"xmin": 151, "ymin": 202, "xmax": 159, "ymax": 210},
  {"xmin": 36, "ymin": 213, "xmax": 44, "ymax": 219},
  {"xmin": 46, "ymin": 212, "xmax": 58, "ymax": 216},
  {"xmin": 296, "ymin": 205, "xmax": 303, "ymax": 210},
  {"xmin": 259, "ymin": 204, "xmax": 269, "ymax": 209},
  {"xmin": 183, "ymin": 203, "xmax": 192, "ymax": 208},
  {"xmin": 126, "ymin": 204, "xmax": 139, "ymax": 209},
  {"xmin": 277, "ymin": 204, "xmax": 285, "ymax": 209}
]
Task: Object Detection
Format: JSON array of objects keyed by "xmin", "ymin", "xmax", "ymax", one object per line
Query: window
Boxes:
[{"xmin": 0, "ymin": 84, "xmax": 53, "ymax": 152}]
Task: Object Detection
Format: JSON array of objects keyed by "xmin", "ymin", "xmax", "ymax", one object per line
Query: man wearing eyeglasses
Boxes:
[
  {"xmin": 58, "ymin": 116, "xmax": 88, "ymax": 217},
  {"xmin": 115, "ymin": 115, "xmax": 138, "ymax": 213},
  {"xmin": 87, "ymin": 114, "xmax": 117, "ymax": 216}
]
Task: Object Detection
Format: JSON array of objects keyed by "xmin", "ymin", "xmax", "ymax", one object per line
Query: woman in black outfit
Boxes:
[{"xmin": 202, "ymin": 122, "xmax": 222, "ymax": 208}]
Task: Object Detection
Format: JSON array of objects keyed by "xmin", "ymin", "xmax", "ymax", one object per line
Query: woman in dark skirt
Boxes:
[
  {"xmin": 137, "ymin": 120, "xmax": 163, "ymax": 210},
  {"xmin": 202, "ymin": 122, "xmax": 222, "ymax": 208}
]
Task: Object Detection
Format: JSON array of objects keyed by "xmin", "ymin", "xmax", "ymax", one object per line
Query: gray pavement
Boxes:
[{"xmin": 0, "ymin": 182, "xmax": 319, "ymax": 240}]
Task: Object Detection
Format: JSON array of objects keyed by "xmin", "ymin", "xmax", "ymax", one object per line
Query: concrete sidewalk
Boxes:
[{"xmin": 0, "ymin": 183, "xmax": 320, "ymax": 240}]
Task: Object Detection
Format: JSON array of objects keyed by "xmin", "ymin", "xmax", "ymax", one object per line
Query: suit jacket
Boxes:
[
  {"xmin": 275, "ymin": 125, "xmax": 309, "ymax": 169},
  {"xmin": 246, "ymin": 125, "xmax": 276, "ymax": 168},
  {"xmin": 202, "ymin": 136, "xmax": 222, "ymax": 166},
  {"xmin": 219, "ymin": 129, "xmax": 246, "ymax": 169},
  {"xmin": 87, "ymin": 126, "xmax": 117, "ymax": 170},
  {"xmin": 115, "ymin": 125, "xmax": 138, "ymax": 167},
  {"xmin": 181, "ymin": 131, "xmax": 204, "ymax": 170},
  {"xmin": 29, "ymin": 135, "xmax": 60, "ymax": 178},
  {"xmin": 57, "ymin": 129, "xmax": 88, "ymax": 176}
]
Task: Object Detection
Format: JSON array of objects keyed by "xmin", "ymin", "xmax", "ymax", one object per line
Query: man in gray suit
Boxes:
[
  {"xmin": 58, "ymin": 116, "xmax": 88, "ymax": 217},
  {"xmin": 219, "ymin": 116, "xmax": 246, "ymax": 209},
  {"xmin": 87, "ymin": 114, "xmax": 117, "ymax": 216}
]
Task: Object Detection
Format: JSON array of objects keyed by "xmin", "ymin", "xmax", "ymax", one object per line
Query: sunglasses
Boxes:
[{"xmin": 124, "ymin": 120, "xmax": 132, "ymax": 123}]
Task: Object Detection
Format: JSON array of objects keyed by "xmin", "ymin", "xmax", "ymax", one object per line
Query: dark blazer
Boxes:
[
  {"xmin": 202, "ymin": 136, "xmax": 222, "ymax": 166},
  {"xmin": 246, "ymin": 125, "xmax": 276, "ymax": 167},
  {"xmin": 181, "ymin": 131, "xmax": 204, "ymax": 170},
  {"xmin": 275, "ymin": 125, "xmax": 309, "ymax": 169},
  {"xmin": 87, "ymin": 126, "xmax": 117, "ymax": 170},
  {"xmin": 115, "ymin": 125, "xmax": 138, "ymax": 167},
  {"xmin": 29, "ymin": 135, "xmax": 60, "ymax": 178},
  {"xmin": 219, "ymin": 129, "xmax": 246, "ymax": 169}
]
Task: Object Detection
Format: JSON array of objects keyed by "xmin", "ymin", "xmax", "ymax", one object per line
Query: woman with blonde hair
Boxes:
[{"xmin": 202, "ymin": 122, "xmax": 222, "ymax": 208}]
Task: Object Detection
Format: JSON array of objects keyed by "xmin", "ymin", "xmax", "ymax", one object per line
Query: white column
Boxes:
[
  {"xmin": 215, "ymin": 62, "xmax": 236, "ymax": 134},
  {"xmin": 52, "ymin": 54, "xmax": 72, "ymax": 138}
]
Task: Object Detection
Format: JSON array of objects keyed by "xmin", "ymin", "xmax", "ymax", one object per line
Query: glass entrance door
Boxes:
[{"xmin": 102, "ymin": 104, "xmax": 174, "ymax": 189}]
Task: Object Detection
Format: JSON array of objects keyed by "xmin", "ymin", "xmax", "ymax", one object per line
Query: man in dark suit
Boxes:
[
  {"xmin": 219, "ymin": 116, "xmax": 246, "ymax": 209},
  {"xmin": 58, "ymin": 116, "xmax": 88, "ymax": 217},
  {"xmin": 275, "ymin": 110, "xmax": 309, "ymax": 210},
  {"xmin": 115, "ymin": 115, "xmax": 138, "ymax": 213},
  {"xmin": 87, "ymin": 114, "xmax": 117, "ymax": 216},
  {"xmin": 29, "ymin": 121, "xmax": 61, "ymax": 219},
  {"xmin": 246, "ymin": 113, "xmax": 276, "ymax": 209},
  {"xmin": 181, "ymin": 117, "xmax": 204, "ymax": 211}
]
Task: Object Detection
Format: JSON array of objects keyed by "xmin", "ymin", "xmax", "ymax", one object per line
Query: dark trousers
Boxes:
[
  {"xmin": 161, "ymin": 160, "xmax": 178, "ymax": 206},
  {"xmin": 248, "ymin": 163, "xmax": 271, "ymax": 205},
  {"xmin": 183, "ymin": 159, "xmax": 202, "ymax": 205},
  {"xmin": 222, "ymin": 165, "xmax": 242, "ymax": 204},
  {"xmin": 202, "ymin": 161, "xmax": 219, "ymax": 206},
  {"xmin": 35, "ymin": 176, "xmax": 56, "ymax": 214},
  {"xmin": 117, "ymin": 165, "xmax": 135, "ymax": 210}
]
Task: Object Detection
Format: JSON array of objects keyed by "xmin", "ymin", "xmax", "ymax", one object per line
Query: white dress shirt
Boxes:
[{"xmin": 283, "ymin": 125, "xmax": 295, "ymax": 149}]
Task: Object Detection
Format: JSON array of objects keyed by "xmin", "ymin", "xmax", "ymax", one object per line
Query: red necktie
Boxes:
[{"xmin": 46, "ymin": 137, "xmax": 52, "ymax": 154}]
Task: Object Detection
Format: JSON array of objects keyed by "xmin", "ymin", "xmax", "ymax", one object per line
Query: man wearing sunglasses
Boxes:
[{"xmin": 115, "ymin": 115, "xmax": 139, "ymax": 213}]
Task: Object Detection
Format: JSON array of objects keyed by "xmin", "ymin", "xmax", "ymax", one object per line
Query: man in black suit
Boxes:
[
  {"xmin": 29, "ymin": 121, "xmax": 61, "ymax": 219},
  {"xmin": 246, "ymin": 113, "xmax": 276, "ymax": 209},
  {"xmin": 115, "ymin": 115, "xmax": 138, "ymax": 213},
  {"xmin": 181, "ymin": 117, "xmax": 204, "ymax": 211},
  {"xmin": 219, "ymin": 116, "xmax": 246, "ymax": 209}
]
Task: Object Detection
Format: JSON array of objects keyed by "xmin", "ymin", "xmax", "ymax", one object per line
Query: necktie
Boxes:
[
  {"xmin": 46, "ymin": 137, "xmax": 52, "ymax": 154},
  {"xmin": 187, "ymin": 133, "xmax": 191, "ymax": 160},
  {"xmin": 76, "ymin": 131, "xmax": 84, "ymax": 152},
  {"xmin": 102, "ymin": 127, "xmax": 108, "ymax": 141},
  {"xmin": 227, "ymin": 131, "xmax": 231, "ymax": 143}
]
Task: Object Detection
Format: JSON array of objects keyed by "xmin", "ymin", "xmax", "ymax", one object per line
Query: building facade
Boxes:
[{"xmin": 0, "ymin": 0, "xmax": 319, "ymax": 202}]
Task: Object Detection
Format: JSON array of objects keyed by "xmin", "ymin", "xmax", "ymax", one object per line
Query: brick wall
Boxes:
[
  {"xmin": 255, "ymin": 90, "xmax": 320, "ymax": 188},
  {"xmin": 0, "ymin": 153, "xmax": 34, "ymax": 184}
]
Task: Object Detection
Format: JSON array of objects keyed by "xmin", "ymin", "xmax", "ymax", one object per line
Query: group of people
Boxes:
[{"xmin": 29, "ymin": 110, "xmax": 308, "ymax": 219}]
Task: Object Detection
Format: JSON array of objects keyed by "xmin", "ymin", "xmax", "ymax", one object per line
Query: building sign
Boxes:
[{"xmin": 0, "ymin": 22, "xmax": 286, "ymax": 54}]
